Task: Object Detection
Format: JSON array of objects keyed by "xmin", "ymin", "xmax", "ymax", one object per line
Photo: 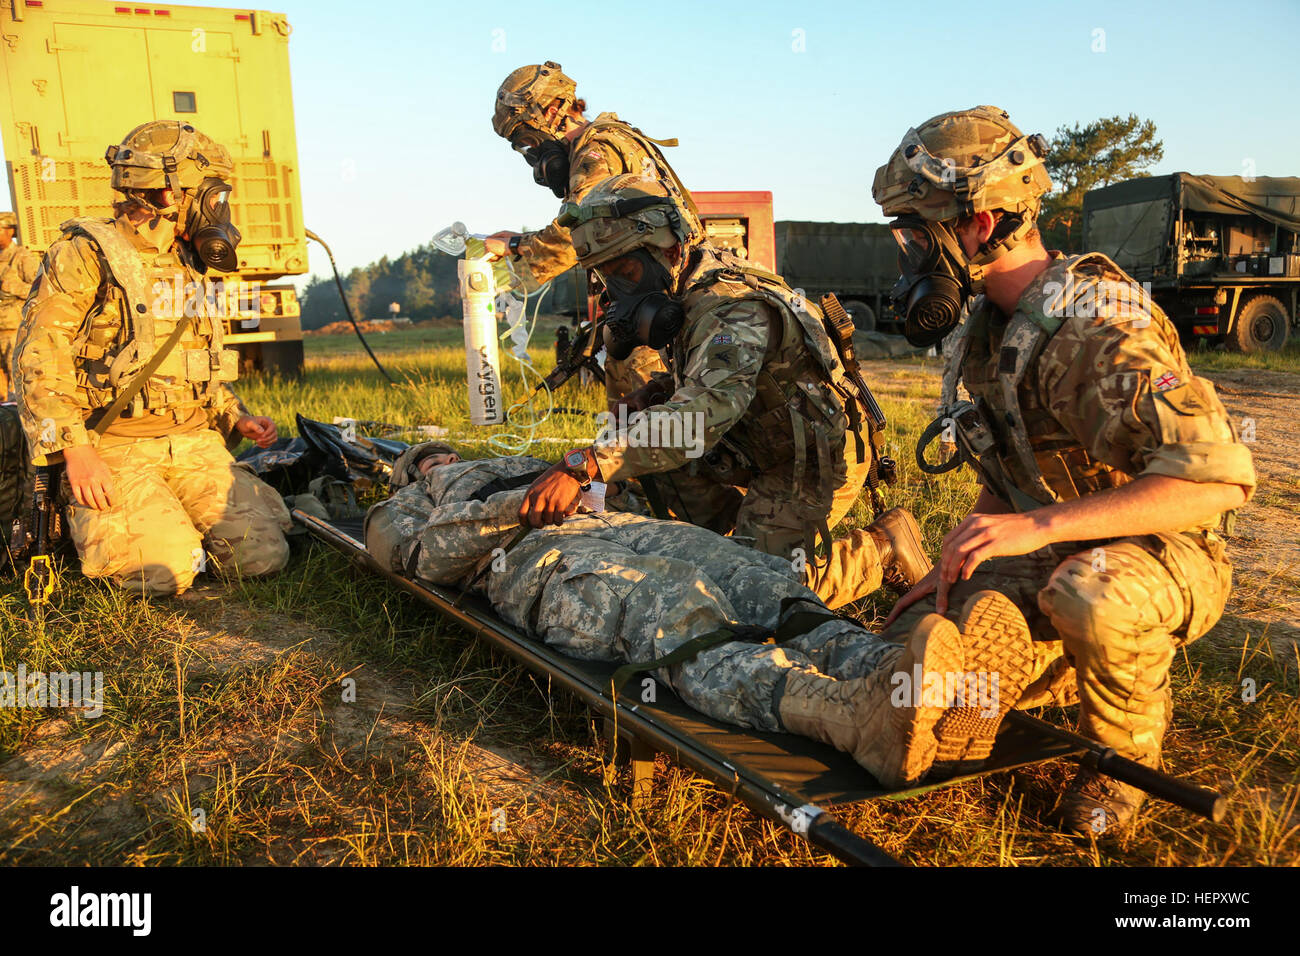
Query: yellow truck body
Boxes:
[{"xmin": 0, "ymin": 0, "xmax": 306, "ymax": 371}]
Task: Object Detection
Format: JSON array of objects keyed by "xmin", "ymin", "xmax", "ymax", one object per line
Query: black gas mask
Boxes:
[
  {"xmin": 888, "ymin": 216, "xmax": 974, "ymax": 348},
  {"xmin": 523, "ymin": 140, "xmax": 570, "ymax": 198},
  {"xmin": 184, "ymin": 177, "xmax": 241, "ymax": 273},
  {"xmin": 597, "ymin": 249, "xmax": 684, "ymax": 361}
]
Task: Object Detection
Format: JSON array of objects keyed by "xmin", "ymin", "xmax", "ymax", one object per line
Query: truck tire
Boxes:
[
  {"xmin": 842, "ymin": 299, "xmax": 876, "ymax": 332},
  {"xmin": 1229, "ymin": 295, "xmax": 1289, "ymax": 352}
]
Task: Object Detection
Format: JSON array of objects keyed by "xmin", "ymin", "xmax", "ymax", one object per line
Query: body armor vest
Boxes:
[
  {"xmin": 951, "ymin": 253, "xmax": 1136, "ymax": 509},
  {"xmin": 678, "ymin": 249, "xmax": 868, "ymax": 504},
  {"xmin": 572, "ymin": 115, "xmax": 701, "ymax": 223},
  {"xmin": 61, "ymin": 218, "xmax": 238, "ymax": 422}
]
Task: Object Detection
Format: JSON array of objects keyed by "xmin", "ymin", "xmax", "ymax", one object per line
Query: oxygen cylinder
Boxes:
[{"xmin": 459, "ymin": 258, "xmax": 504, "ymax": 426}]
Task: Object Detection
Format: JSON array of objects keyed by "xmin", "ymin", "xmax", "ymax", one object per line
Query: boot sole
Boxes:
[
  {"xmin": 865, "ymin": 613, "xmax": 965, "ymax": 788},
  {"xmin": 929, "ymin": 591, "xmax": 1036, "ymax": 779}
]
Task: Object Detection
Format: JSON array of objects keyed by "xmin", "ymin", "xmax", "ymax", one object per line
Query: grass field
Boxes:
[{"xmin": 1, "ymin": 322, "xmax": 1296, "ymax": 866}]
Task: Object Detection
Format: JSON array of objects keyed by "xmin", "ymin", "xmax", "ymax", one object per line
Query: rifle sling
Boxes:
[{"xmin": 89, "ymin": 315, "xmax": 194, "ymax": 436}]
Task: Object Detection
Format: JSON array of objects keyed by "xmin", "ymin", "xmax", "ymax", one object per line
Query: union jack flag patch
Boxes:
[
  {"xmin": 1154, "ymin": 372, "xmax": 1180, "ymax": 391},
  {"xmin": 713, "ymin": 334, "xmax": 734, "ymax": 345}
]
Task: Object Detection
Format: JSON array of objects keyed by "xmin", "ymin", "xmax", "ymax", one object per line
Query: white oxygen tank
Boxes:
[{"xmin": 459, "ymin": 257, "xmax": 504, "ymax": 426}]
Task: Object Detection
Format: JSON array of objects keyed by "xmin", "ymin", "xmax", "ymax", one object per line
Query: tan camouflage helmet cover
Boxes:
[
  {"xmin": 558, "ymin": 174, "xmax": 700, "ymax": 274},
  {"xmin": 492, "ymin": 61, "xmax": 578, "ymax": 145},
  {"xmin": 872, "ymin": 106, "xmax": 1052, "ymax": 224},
  {"xmin": 105, "ymin": 121, "xmax": 234, "ymax": 193},
  {"xmin": 0, "ymin": 211, "xmax": 16, "ymax": 230}
]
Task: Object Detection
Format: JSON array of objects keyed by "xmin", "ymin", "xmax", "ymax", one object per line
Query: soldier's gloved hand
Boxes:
[
  {"xmin": 235, "ymin": 415, "xmax": 278, "ymax": 449},
  {"xmin": 63, "ymin": 444, "xmax": 115, "ymax": 511},
  {"xmin": 518, "ymin": 464, "xmax": 582, "ymax": 528},
  {"xmin": 610, "ymin": 381, "xmax": 670, "ymax": 416}
]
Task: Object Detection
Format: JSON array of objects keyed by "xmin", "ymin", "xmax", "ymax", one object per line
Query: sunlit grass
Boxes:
[{"xmin": 1, "ymin": 323, "xmax": 1295, "ymax": 866}]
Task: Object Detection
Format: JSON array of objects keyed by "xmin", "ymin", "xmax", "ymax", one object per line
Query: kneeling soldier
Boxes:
[{"xmin": 13, "ymin": 121, "xmax": 292, "ymax": 596}]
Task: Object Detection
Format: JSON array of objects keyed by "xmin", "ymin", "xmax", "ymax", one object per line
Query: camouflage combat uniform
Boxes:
[
  {"xmin": 509, "ymin": 113, "xmax": 687, "ymax": 402},
  {"xmin": 14, "ymin": 216, "xmax": 291, "ymax": 595},
  {"xmin": 0, "ymin": 234, "xmax": 41, "ymax": 397},
  {"xmin": 366, "ymin": 455, "xmax": 897, "ymax": 733},
  {"xmin": 590, "ymin": 245, "xmax": 881, "ymax": 582},
  {"xmin": 884, "ymin": 252, "xmax": 1256, "ymax": 767}
]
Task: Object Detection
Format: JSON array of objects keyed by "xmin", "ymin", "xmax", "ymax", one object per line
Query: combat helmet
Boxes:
[
  {"xmin": 873, "ymin": 106, "xmax": 1051, "ymax": 267},
  {"xmin": 0, "ymin": 212, "xmax": 16, "ymax": 230},
  {"xmin": 558, "ymin": 174, "xmax": 702, "ymax": 277},
  {"xmin": 105, "ymin": 121, "xmax": 233, "ymax": 194},
  {"xmin": 492, "ymin": 61, "xmax": 578, "ymax": 146}
]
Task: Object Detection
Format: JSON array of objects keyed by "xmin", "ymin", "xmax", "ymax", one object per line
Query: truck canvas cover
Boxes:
[
  {"xmin": 775, "ymin": 221, "xmax": 895, "ymax": 295},
  {"xmin": 1084, "ymin": 173, "xmax": 1300, "ymax": 274}
]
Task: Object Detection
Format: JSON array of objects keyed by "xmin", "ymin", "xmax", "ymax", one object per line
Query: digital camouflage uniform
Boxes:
[
  {"xmin": 13, "ymin": 126, "xmax": 290, "ymax": 596},
  {"xmin": 366, "ymin": 454, "xmax": 898, "ymax": 734},
  {"xmin": 0, "ymin": 214, "xmax": 42, "ymax": 398},
  {"xmin": 367, "ymin": 452, "xmax": 1034, "ymax": 787},
  {"xmin": 882, "ymin": 253, "xmax": 1256, "ymax": 772}
]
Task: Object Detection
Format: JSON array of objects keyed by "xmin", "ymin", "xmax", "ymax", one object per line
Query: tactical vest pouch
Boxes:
[{"xmin": 183, "ymin": 348, "xmax": 238, "ymax": 383}]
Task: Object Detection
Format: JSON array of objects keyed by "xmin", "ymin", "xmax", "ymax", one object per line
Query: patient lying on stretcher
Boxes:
[{"xmin": 361, "ymin": 441, "xmax": 1040, "ymax": 788}]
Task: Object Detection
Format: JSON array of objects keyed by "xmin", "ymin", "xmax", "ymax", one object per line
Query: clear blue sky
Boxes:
[{"xmin": 8, "ymin": 0, "xmax": 1300, "ymax": 282}]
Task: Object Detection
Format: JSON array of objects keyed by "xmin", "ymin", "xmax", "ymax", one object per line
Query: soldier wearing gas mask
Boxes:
[
  {"xmin": 13, "ymin": 120, "xmax": 291, "ymax": 596},
  {"xmin": 873, "ymin": 106, "xmax": 1256, "ymax": 834},
  {"xmin": 518, "ymin": 175, "xmax": 930, "ymax": 611},
  {"xmin": 486, "ymin": 60, "xmax": 698, "ymax": 404}
]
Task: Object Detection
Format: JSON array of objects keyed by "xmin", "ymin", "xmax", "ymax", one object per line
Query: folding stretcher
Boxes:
[{"xmin": 293, "ymin": 509, "xmax": 1228, "ymax": 867}]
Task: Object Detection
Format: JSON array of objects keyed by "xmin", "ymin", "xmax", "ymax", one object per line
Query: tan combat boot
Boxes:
[
  {"xmin": 808, "ymin": 507, "xmax": 931, "ymax": 609},
  {"xmin": 928, "ymin": 590, "xmax": 1038, "ymax": 780},
  {"xmin": 778, "ymin": 613, "xmax": 964, "ymax": 788},
  {"xmin": 866, "ymin": 507, "xmax": 931, "ymax": 594},
  {"xmin": 1054, "ymin": 768, "xmax": 1149, "ymax": 837}
]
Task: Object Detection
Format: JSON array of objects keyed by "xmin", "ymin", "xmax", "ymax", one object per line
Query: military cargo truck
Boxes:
[
  {"xmin": 774, "ymin": 221, "xmax": 900, "ymax": 333},
  {"xmin": 1083, "ymin": 174, "xmax": 1300, "ymax": 352},
  {"xmin": 0, "ymin": 0, "xmax": 308, "ymax": 374}
]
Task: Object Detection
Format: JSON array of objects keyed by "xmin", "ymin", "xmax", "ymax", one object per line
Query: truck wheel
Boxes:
[
  {"xmin": 842, "ymin": 299, "xmax": 876, "ymax": 332},
  {"xmin": 1229, "ymin": 295, "xmax": 1289, "ymax": 352}
]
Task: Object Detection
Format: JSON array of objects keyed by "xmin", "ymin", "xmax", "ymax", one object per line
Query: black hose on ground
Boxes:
[{"xmin": 305, "ymin": 228, "xmax": 399, "ymax": 386}]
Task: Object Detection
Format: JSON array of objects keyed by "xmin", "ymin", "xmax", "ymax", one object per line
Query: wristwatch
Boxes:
[
  {"xmin": 562, "ymin": 448, "xmax": 594, "ymax": 491},
  {"xmin": 508, "ymin": 234, "xmax": 523, "ymax": 260}
]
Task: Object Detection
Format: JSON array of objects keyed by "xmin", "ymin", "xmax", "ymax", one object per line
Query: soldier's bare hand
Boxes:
[
  {"xmin": 484, "ymin": 232, "xmax": 517, "ymax": 259},
  {"xmin": 884, "ymin": 564, "xmax": 941, "ymax": 626},
  {"xmin": 935, "ymin": 511, "xmax": 1051, "ymax": 613},
  {"xmin": 63, "ymin": 444, "xmax": 115, "ymax": 511},
  {"xmin": 519, "ymin": 465, "xmax": 581, "ymax": 528},
  {"xmin": 235, "ymin": 415, "xmax": 278, "ymax": 448}
]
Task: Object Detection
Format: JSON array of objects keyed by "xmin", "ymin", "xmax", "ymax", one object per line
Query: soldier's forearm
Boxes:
[{"xmin": 1034, "ymin": 474, "xmax": 1247, "ymax": 544}]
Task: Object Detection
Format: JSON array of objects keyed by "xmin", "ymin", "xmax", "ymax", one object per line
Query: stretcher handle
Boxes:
[{"xmin": 1007, "ymin": 712, "xmax": 1226, "ymax": 822}]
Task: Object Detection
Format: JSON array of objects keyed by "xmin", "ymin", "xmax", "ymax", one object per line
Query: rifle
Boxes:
[
  {"xmin": 537, "ymin": 316, "xmax": 606, "ymax": 395},
  {"xmin": 23, "ymin": 463, "xmax": 61, "ymax": 604},
  {"xmin": 819, "ymin": 294, "xmax": 898, "ymax": 515}
]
